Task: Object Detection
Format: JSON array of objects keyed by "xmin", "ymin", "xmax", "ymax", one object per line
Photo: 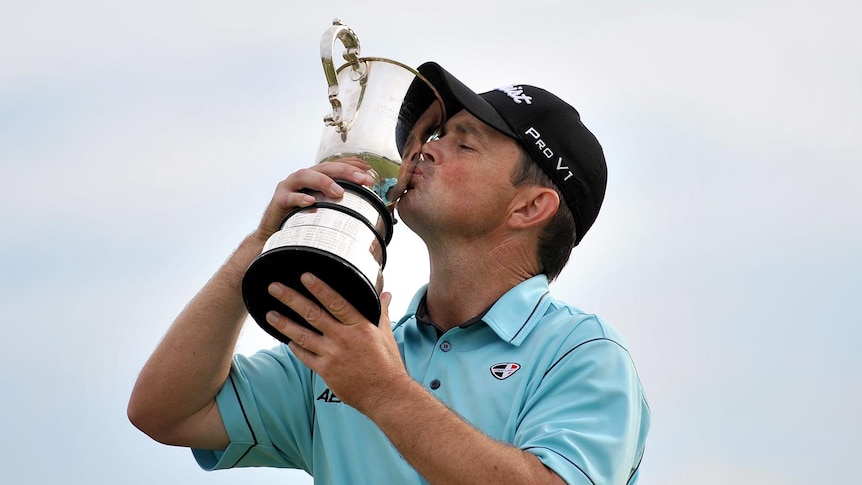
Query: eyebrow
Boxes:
[{"xmin": 450, "ymin": 120, "xmax": 488, "ymax": 143}]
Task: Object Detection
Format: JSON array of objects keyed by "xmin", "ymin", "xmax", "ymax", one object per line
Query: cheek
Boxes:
[{"xmin": 440, "ymin": 163, "xmax": 482, "ymax": 186}]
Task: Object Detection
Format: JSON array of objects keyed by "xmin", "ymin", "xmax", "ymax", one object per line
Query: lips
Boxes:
[
  {"xmin": 400, "ymin": 166, "xmax": 421, "ymax": 188},
  {"xmin": 415, "ymin": 170, "xmax": 429, "ymax": 186}
]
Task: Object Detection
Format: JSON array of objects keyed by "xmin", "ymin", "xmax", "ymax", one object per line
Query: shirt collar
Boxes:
[{"xmin": 397, "ymin": 275, "xmax": 552, "ymax": 346}]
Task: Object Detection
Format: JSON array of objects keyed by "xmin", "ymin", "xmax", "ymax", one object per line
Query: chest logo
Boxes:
[{"xmin": 490, "ymin": 362, "xmax": 521, "ymax": 380}]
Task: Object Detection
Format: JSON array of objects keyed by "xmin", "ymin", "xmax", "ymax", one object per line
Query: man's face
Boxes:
[{"xmin": 395, "ymin": 108, "xmax": 523, "ymax": 242}]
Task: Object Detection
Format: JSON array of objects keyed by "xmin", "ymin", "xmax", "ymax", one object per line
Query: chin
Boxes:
[{"xmin": 394, "ymin": 197, "xmax": 422, "ymax": 229}]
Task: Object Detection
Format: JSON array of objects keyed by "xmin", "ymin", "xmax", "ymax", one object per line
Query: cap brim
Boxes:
[{"xmin": 412, "ymin": 62, "xmax": 518, "ymax": 139}]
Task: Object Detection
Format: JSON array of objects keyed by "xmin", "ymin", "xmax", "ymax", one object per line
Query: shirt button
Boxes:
[
  {"xmin": 430, "ymin": 379, "xmax": 441, "ymax": 390},
  {"xmin": 440, "ymin": 341, "xmax": 452, "ymax": 352}
]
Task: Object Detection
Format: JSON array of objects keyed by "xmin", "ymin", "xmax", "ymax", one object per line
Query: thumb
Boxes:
[{"xmin": 378, "ymin": 292, "xmax": 394, "ymax": 335}]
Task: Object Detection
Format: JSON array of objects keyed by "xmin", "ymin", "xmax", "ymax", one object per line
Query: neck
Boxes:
[{"xmin": 422, "ymin": 234, "xmax": 538, "ymax": 331}]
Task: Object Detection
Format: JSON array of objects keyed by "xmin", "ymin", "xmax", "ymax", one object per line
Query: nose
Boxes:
[
  {"xmin": 418, "ymin": 134, "xmax": 441, "ymax": 164},
  {"xmin": 417, "ymin": 147, "xmax": 436, "ymax": 164}
]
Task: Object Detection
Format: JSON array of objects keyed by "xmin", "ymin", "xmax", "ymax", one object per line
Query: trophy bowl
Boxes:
[{"xmin": 242, "ymin": 19, "xmax": 446, "ymax": 344}]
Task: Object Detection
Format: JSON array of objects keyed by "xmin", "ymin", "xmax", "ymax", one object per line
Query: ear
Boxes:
[{"xmin": 508, "ymin": 187, "xmax": 560, "ymax": 230}]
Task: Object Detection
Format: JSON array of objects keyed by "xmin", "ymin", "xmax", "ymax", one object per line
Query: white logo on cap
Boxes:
[
  {"xmin": 497, "ymin": 85, "xmax": 532, "ymax": 104},
  {"xmin": 524, "ymin": 127, "xmax": 574, "ymax": 182}
]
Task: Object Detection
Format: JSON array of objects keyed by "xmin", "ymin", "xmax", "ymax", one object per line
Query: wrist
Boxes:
[
  {"xmin": 217, "ymin": 233, "xmax": 267, "ymax": 288},
  {"xmin": 359, "ymin": 374, "xmax": 426, "ymax": 422},
  {"xmin": 248, "ymin": 228, "xmax": 272, "ymax": 248}
]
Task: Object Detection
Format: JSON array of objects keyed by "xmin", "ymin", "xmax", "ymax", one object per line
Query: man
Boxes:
[{"xmin": 128, "ymin": 61, "xmax": 650, "ymax": 484}]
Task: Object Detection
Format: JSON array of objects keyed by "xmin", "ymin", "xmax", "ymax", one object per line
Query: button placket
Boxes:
[{"xmin": 425, "ymin": 330, "xmax": 458, "ymax": 391}]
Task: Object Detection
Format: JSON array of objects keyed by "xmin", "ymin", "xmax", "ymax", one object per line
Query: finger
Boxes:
[
  {"xmin": 257, "ymin": 170, "xmax": 336, "ymax": 237},
  {"xmin": 262, "ymin": 161, "xmax": 379, "ymax": 232},
  {"xmin": 265, "ymin": 310, "xmax": 323, "ymax": 354},
  {"xmin": 299, "ymin": 273, "xmax": 366, "ymax": 326},
  {"xmin": 377, "ymin": 292, "xmax": 398, "ymax": 346},
  {"xmin": 287, "ymin": 341, "xmax": 323, "ymax": 371},
  {"xmin": 283, "ymin": 168, "xmax": 346, "ymax": 199},
  {"xmin": 258, "ymin": 190, "xmax": 317, "ymax": 238},
  {"xmin": 268, "ymin": 282, "xmax": 338, "ymax": 336},
  {"xmin": 312, "ymin": 160, "xmax": 376, "ymax": 188},
  {"xmin": 316, "ymin": 157, "xmax": 371, "ymax": 173},
  {"xmin": 379, "ymin": 292, "xmax": 393, "ymax": 334}
]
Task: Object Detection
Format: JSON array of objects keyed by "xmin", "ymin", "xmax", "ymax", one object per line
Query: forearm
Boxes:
[
  {"xmin": 366, "ymin": 377, "xmax": 565, "ymax": 485},
  {"xmin": 128, "ymin": 232, "xmax": 265, "ymax": 441}
]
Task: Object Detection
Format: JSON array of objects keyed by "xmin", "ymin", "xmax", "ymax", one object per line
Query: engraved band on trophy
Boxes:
[{"xmin": 242, "ymin": 19, "xmax": 447, "ymax": 344}]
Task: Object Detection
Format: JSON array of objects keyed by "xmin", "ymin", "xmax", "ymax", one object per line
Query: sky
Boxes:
[{"xmin": 1, "ymin": 1, "xmax": 860, "ymax": 483}]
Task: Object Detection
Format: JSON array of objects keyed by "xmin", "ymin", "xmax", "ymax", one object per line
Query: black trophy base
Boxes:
[{"xmin": 242, "ymin": 246, "xmax": 381, "ymax": 345}]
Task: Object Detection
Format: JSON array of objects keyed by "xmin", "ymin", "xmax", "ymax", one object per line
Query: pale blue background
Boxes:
[{"xmin": 2, "ymin": 1, "xmax": 859, "ymax": 484}]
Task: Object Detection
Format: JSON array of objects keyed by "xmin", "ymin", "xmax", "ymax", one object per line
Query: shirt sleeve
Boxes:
[
  {"xmin": 515, "ymin": 332, "xmax": 648, "ymax": 485},
  {"xmin": 192, "ymin": 344, "xmax": 317, "ymax": 473}
]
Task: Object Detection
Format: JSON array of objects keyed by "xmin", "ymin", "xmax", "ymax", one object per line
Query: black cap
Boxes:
[{"xmin": 402, "ymin": 62, "xmax": 607, "ymax": 246}]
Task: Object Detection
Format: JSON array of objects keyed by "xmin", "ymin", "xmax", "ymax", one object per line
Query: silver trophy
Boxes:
[{"xmin": 242, "ymin": 19, "xmax": 446, "ymax": 343}]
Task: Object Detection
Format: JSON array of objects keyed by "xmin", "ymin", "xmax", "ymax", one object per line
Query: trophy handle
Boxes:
[{"xmin": 321, "ymin": 19, "xmax": 363, "ymax": 132}]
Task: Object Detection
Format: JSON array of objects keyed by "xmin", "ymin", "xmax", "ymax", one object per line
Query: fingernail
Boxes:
[
  {"xmin": 268, "ymin": 282, "xmax": 283, "ymax": 297},
  {"xmin": 266, "ymin": 311, "xmax": 279, "ymax": 324},
  {"xmin": 330, "ymin": 183, "xmax": 344, "ymax": 195},
  {"xmin": 301, "ymin": 273, "xmax": 314, "ymax": 286},
  {"xmin": 353, "ymin": 171, "xmax": 373, "ymax": 184}
]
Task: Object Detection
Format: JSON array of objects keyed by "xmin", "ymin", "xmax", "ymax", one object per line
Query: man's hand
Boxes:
[
  {"xmin": 254, "ymin": 159, "xmax": 377, "ymax": 244},
  {"xmin": 264, "ymin": 273, "xmax": 410, "ymax": 414}
]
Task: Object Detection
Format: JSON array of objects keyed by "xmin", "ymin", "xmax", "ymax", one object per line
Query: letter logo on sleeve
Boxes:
[
  {"xmin": 316, "ymin": 388, "xmax": 342, "ymax": 403},
  {"xmin": 490, "ymin": 362, "xmax": 521, "ymax": 380}
]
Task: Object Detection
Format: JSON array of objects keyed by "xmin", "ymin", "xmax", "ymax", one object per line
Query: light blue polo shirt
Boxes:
[{"xmin": 193, "ymin": 275, "xmax": 650, "ymax": 484}]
